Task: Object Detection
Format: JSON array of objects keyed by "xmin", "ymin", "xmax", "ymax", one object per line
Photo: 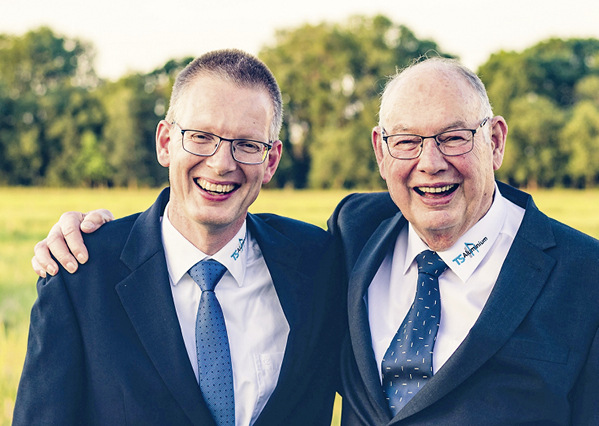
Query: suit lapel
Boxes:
[
  {"xmin": 348, "ymin": 212, "xmax": 407, "ymax": 418},
  {"xmin": 115, "ymin": 188, "xmax": 213, "ymax": 425},
  {"xmin": 395, "ymin": 184, "xmax": 558, "ymax": 421}
]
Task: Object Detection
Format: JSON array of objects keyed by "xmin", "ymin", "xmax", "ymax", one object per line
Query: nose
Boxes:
[
  {"xmin": 205, "ymin": 140, "xmax": 237, "ymax": 175},
  {"xmin": 417, "ymin": 137, "xmax": 448, "ymax": 174}
]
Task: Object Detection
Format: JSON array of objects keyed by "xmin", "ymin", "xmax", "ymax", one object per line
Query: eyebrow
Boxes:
[
  {"xmin": 180, "ymin": 126, "xmax": 269, "ymax": 142},
  {"xmin": 388, "ymin": 120, "xmax": 470, "ymax": 135}
]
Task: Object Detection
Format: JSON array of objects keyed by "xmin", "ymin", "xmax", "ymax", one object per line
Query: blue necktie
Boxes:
[
  {"xmin": 381, "ymin": 250, "xmax": 448, "ymax": 416},
  {"xmin": 189, "ymin": 259, "xmax": 235, "ymax": 425}
]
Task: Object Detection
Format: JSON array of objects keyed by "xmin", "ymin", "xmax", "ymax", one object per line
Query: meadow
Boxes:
[{"xmin": 1, "ymin": 186, "xmax": 599, "ymax": 425}]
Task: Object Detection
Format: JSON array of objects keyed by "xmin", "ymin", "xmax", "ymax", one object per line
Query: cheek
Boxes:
[
  {"xmin": 463, "ymin": 145, "xmax": 493, "ymax": 177},
  {"xmin": 460, "ymin": 158, "xmax": 495, "ymax": 202},
  {"xmin": 170, "ymin": 154, "xmax": 200, "ymax": 183},
  {"xmin": 384, "ymin": 157, "xmax": 413, "ymax": 184},
  {"xmin": 385, "ymin": 170, "xmax": 412, "ymax": 207},
  {"xmin": 380, "ymin": 156, "xmax": 401, "ymax": 181},
  {"xmin": 239, "ymin": 166, "xmax": 265, "ymax": 190}
]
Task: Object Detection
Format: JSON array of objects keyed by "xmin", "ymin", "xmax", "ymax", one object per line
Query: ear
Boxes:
[
  {"xmin": 262, "ymin": 139, "xmax": 282, "ymax": 184},
  {"xmin": 156, "ymin": 120, "xmax": 172, "ymax": 167},
  {"xmin": 489, "ymin": 116, "xmax": 508, "ymax": 171},
  {"xmin": 372, "ymin": 126, "xmax": 387, "ymax": 181}
]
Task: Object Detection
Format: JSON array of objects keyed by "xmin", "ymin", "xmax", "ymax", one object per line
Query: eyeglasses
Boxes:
[
  {"xmin": 382, "ymin": 117, "xmax": 489, "ymax": 160},
  {"xmin": 173, "ymin": 122, "xmax": 273, "ymax": 165}
]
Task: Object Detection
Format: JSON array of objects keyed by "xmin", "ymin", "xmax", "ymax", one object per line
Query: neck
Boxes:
[
  {"xmin": 415, "ymin": 229, "xmax": 460, "ymax": 252},
  {"xmin": 166, "ymin": 210, "xmax": 244, "ymax": 256}
]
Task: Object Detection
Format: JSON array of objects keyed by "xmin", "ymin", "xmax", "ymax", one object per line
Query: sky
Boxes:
[{"xmin": 4, "ymin": 0, "xmax": 599, "ymax": 80}]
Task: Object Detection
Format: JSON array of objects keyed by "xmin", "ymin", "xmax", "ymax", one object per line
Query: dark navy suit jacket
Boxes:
[
  {"xmin": 14, "ymin": 188, "xmax": 343, "ymax": 425},
  {"xmin": 328, "ymin": 182, "xmax": 599, "ymax": 425}
]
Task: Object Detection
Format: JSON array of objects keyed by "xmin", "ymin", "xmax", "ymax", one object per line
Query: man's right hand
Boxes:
[{"xmin": 32, "ymin": 209, "xmax": 115, "ymax": 278}]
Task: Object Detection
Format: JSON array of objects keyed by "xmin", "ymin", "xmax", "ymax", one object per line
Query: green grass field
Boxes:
[{"xmin": 1, "ymin": 186, "xmax": 598, "ymax": 425}]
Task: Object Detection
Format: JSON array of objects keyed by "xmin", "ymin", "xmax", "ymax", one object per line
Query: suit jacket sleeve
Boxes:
[{"xmin": 13, "ymin": 273, "xmax": 86, "ymax": 424}]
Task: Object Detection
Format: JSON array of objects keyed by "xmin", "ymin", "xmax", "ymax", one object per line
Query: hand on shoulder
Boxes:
[{"xmin": 32, "ymin": 209, "xmax": 114, "ymax": 277}]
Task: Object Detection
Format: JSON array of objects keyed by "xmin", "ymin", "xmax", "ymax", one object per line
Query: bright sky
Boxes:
[{"xmin": 5, "ymin": 0, "xmax": 599, "ymax": 79}]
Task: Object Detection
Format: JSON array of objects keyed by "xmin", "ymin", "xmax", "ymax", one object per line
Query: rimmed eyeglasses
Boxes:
[
  {"xmin": 172, "ymin": 122, "xmax": 273, "ymax": 165},
  {"xmin": 382, "ymin": 117, "xmax": 489, "ymax": 160}
]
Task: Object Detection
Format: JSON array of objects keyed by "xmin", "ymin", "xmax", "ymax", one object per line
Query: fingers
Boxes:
[
  {"xmin": 47, "ymin": 217, "xmax": 83, "ymax": 274},
  {"xmin": 32, "ymin": 241, "xmax": 53, "ymax": 278},
  {"xmin": 81, "ymin": 209, "xmax": 115, "ymax": 233},
  {"xmin": 32, "ymin": 237, "xmax": 61, "ymax": 277},
  {"xmin": 54, "ymin": 209, "xmax": 115, "ymax": 267},
  {"xmin": 31, "ymin": 209, "xmax": 116, "ymax": 277}
]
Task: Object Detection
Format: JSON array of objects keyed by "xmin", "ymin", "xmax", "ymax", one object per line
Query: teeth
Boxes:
[
  {"xmin": 418, "ymin": 184, "xmax": 455, "ymax": 194},
  {"xmin": 197, "ymin": 178, "xmax": 235, "ymax": 194}
]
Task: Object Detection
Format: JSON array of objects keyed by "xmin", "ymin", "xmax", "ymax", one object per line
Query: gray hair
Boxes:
[
  {"xmin": 379, "ymin": 57, "xmax": 493, "ymax": 128},
  {"xmin": 166, "ymin": 49, "xmax": 283, "ymax": 141}
]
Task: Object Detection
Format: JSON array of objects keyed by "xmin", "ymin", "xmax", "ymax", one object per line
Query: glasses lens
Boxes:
[
  {"xmin": 386, "ymin": 135, "xmax": 422, "ymax": 159},
  {"xmin": 183, "ymin": 131, "xmax": 219, "ymax": 156},
  {"xmin": 232, "ymin": 140, "xmax": 267, "ymax": 164},
  {"xmin": 436, "ymin": 130, "xmax": 473, "ymax": 155}
]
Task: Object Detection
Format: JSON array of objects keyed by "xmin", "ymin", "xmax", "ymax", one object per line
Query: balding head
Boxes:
[{"xmin": 379, "ymin": 58, "xmax": 493, "ymax": 131}]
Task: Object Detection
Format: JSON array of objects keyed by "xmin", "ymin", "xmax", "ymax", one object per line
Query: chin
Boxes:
[{"xmin": 420, "ymin": 211, "xmax": 460, "ymax": 230}]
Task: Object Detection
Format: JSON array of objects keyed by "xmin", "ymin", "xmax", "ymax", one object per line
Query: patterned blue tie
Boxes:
[
  {"xmin": 189, "ymin": 259, "xmax": 235, "ymax": 426},
  {"xmin": 382, "ymin": 250, "xmax": 448, "ymax": 416}
]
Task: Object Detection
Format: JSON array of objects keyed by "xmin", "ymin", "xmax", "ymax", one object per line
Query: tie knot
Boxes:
[
  {"xmin": 189, "ymin": 259, "xmax": 227, "ymax": 292},
  {"xmin": 416, "ymin": 250, "xmax": 448, "ymax": 278}
]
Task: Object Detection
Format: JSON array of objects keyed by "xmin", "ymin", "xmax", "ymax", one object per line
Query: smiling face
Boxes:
[
  {"xmin": 156, "ymin": 73, "xmax": 281, "ymax": 253},
  {"xmin": 373, "ymin": 63, "xmax": 507, "ymax": 251}
]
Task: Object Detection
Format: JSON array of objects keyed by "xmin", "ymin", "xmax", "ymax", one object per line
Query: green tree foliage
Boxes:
[
  {"xmin": 561, "ymin": 101, "xmax": 599, "ymax": 187},
  {"xmin": 0, "ymin": 27, "xmax": 188, "ymax": 187},
  {"xmin": 0, "ymin": 27, "xmax": 100, "ymax": 185},
  {"xmin": 497, "ymin": 94, "xmax": 567, "ymax": 188},
  {"xmin": 260, "ymin": 15, "xmax": 452, "ymax": 188},
  {"xmin": 98, "ymin": 74, "xmax": 166, "ymax": 187},
  {"xmin": 99, "ymin": 58, "xmax": 189, "ymax": 187},
  {"xmin": 479, "ymin": 38, "xmax": 599, "ymax": 187}
]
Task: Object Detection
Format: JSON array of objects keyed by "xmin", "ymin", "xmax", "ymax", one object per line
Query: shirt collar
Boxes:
[
  {"xmin": 161, "ymin": 204, "xmax": 248, "ymax": 287},
  {"xmin": 405, "ymin": 182, "xmax": 507, "ymax": 282}
]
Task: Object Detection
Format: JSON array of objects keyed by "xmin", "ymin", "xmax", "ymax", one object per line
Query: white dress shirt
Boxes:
[
  {"xmin": 161, "ymin": 206, "xmax": 290, "ymax": 426},
  {"xmin": 368, "ymin": 184, "xmax": 525, "ymax": 381}
]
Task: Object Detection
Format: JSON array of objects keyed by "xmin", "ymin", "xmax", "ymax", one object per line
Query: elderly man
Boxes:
[
  {"xmin": 329, "ymin": 58, "xmax": 599, "ymax": 424},
  {"xmin": 15, "ymin": 49, "xmax": 343, "ymax": 426},
  {"xmin": 31, "ymin": 58, "xmax": 599, "ymax": 425}
]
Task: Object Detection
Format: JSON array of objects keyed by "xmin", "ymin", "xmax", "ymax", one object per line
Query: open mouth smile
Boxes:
[
  {"xmin": 414, "ymin": 184, "xmax": 458, "ymax": 197},
  {"xmin": 195, "ymin": 178, "xmax": 238, "ymax": 195}
]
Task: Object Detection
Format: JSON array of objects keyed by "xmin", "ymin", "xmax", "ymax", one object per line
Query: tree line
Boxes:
[{"xmin": 1, "ymin": 16, "xmax": 599, "ymax": 189}]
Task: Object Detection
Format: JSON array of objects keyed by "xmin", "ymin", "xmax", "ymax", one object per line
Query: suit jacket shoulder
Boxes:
[
  {"xmin": 253, "ymin": 212, "xmax": 330, "ymax": 244},
  {"xmin": 498, "ymin": 181, "xmax": 599, "ymax": 268},
  {"xmin": 327, "ymin": 192, "xmax": 400, "ymax": 279},
  {"xmin": 329, "ymin": 192, "xmax": 398, "ymax": 234}
]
